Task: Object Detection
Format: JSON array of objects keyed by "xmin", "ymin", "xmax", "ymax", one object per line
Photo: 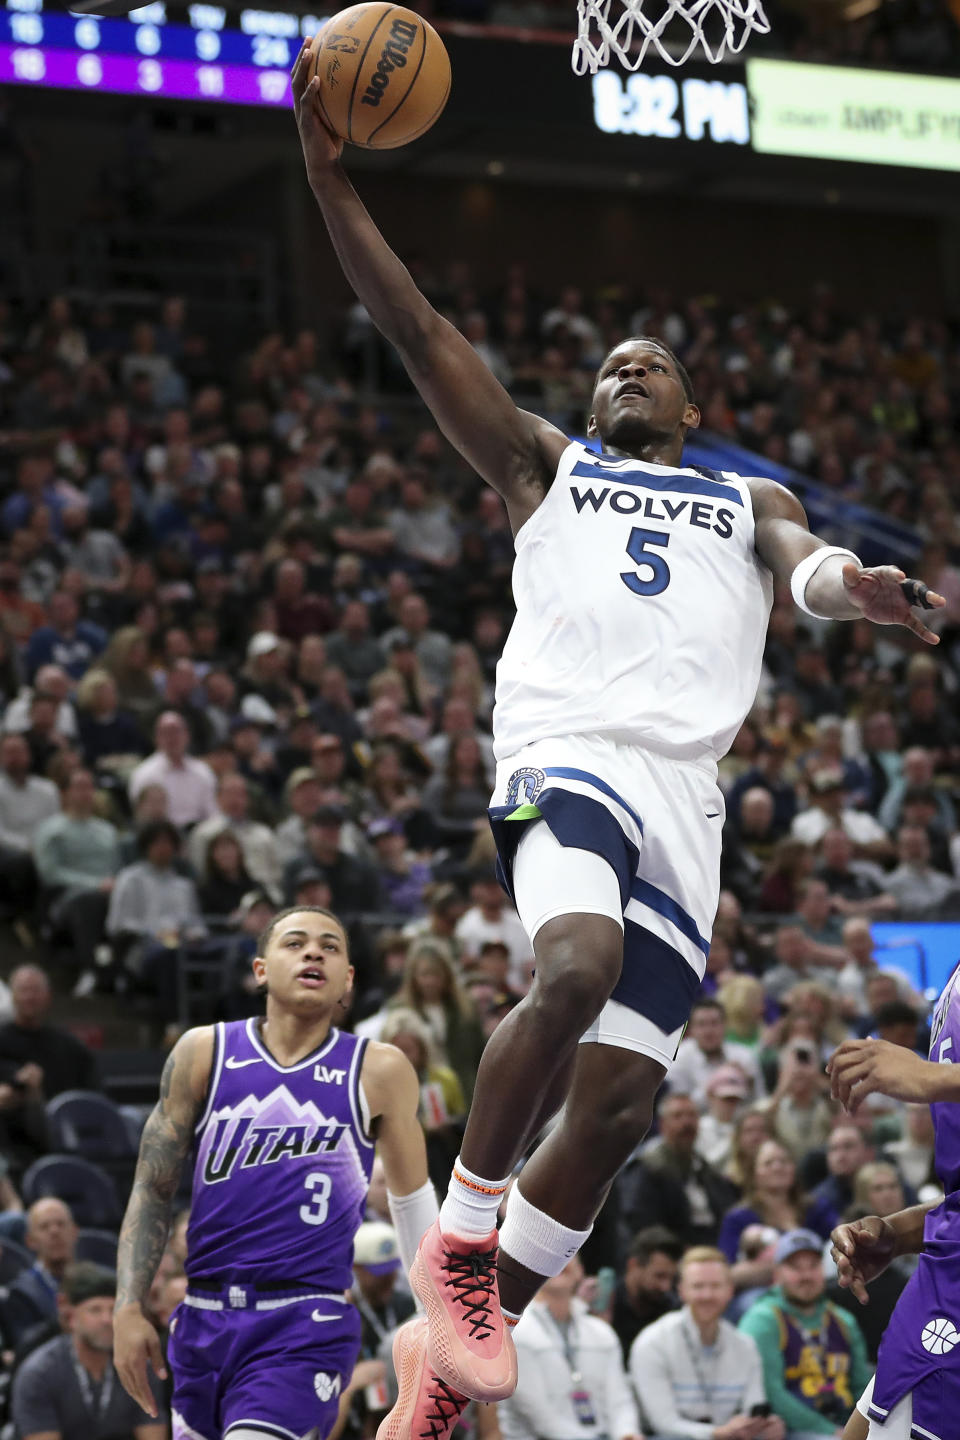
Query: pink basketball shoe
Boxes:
[
  {"xmin": 410, "ymin": 1220, "xmax": 517, "ymax": 1402},
  {"xmin": 376, "ymin": 1317, "xmax": 469, "ymax": 1440}
]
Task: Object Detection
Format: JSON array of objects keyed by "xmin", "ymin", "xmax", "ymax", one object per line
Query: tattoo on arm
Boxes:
[{"xmin": 116, "ymin": 1038, "xmax": 203, "ymax": 1309}]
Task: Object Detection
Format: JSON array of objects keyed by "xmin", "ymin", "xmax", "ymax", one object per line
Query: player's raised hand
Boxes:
[
  {"xmin": 826, "ymin": 1036, "xmax": 934, "ymax": 1112},
  {"xmin": 113, "ymin": 1305, "xmax": 167, "ymax": 1418},
  {"xmin": 291, "ymin": 38, "xmax": 344, "ymax": 182},
  {"xmin": 830, "ymin": 1214, "xmax": 898, "ymax": 1304},
  {"xmin": 841, "ymin": 562, "xmax": 945, "ymax": 644}
]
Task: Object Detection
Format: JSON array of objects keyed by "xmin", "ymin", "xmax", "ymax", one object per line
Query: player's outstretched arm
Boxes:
[
  {"xmin": 114, "ymin": 1027, "xmax": 214, "ymax": 1417},
  {"xmin": 827, "ymin": 1036, "xmax": 960, "ymax": 1112},
  {"xmin": 750, "ymin": 477, "xmax": 945, "ymax": 642},
  {"xmin": 291, "ymin": 44, "xmax": 567, "ymax": 526}
]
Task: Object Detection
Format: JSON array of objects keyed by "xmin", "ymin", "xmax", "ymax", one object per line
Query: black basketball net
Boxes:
[{"xmin": 572, "ymin": 0, "xmax": 770, "ymax": 73}]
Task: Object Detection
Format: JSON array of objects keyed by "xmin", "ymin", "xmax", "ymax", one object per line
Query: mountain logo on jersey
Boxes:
[
  {"xmin": 505, "ymin": 767, "xmax": 545, "ymax": 807},
  {"xmin": 200, "ymin": 1084, "xmax": 353, "ymax": 1185}
]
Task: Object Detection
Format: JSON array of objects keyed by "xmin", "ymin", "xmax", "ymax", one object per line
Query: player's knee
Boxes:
[
  {"xmin": 574, "ymin": 1053, "xmax": 661, "ymax": 1155},
  {"xmin": 529, "ymin": 916, "xmax": 622, "ymax": 1032}
]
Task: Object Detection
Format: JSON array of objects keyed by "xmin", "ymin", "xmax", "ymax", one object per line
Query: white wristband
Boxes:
[
  {"xmin": 387, "ymin": 1180, "xmax": 439, "ymax": 1277},
  {"xmin": 790, "ymin": 546, "xmax": 861, "ymax": 618}
]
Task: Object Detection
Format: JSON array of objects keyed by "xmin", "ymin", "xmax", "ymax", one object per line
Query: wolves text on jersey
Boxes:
[{"xmin": 570, "ymin": 485, "xmax": 737, "ymax": 539}]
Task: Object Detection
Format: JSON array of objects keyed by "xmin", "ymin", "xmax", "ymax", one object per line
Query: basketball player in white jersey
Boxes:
[{"xmin": 292, "ymin": 47, "xmax": 944, "ymax": 1438}]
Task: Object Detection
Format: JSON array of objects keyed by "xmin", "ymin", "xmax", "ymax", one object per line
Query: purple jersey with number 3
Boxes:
[
  {"xmin": 867, "ymin": 959, "xmax": 960, "ymax": 1439},
  {"xmin": 185, "ymin": 1018, "xmax": 375, "ymax": 1288}
]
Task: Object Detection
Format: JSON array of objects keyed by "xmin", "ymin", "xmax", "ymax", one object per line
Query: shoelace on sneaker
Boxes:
[
  {"xmin": 440, "ymin": 1245, "xmax": 499, "ymax": 1341},
  {"xmin": 419, "ymin": 1375, "xmax": 468, "ymax": 1440}
]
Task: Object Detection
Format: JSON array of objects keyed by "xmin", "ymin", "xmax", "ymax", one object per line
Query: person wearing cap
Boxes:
[
  {"xmin": 630, "ymin": 1247, "xmax": 783, "ymax": 1440},
  {"xmin": 342, "ymin": 1221, "xmax": 418, "ymax": 1440},
  {"xmin": 240, "ymin": 631, "xmax": 298, "ymax": 716},
  {"xmin": 12, "ymin": 1262, "xmax": 168, "ymax": 1439},
  {"xmin": 738, "ymin": 1231, "xmax": 871, "ymax": 1438},
  {"xmin": 790, "ymin": 769, "xmax": 891, "ymax": 862},
  {"xmin": 350, "ymin": 1221, "xmax": 416, "ymax": 1355},
  {"xmin": 283, "ymin": 806, "xmax": 383, "ymax": 916},
  {"xmin": 128, "ymin": 712, "xmax": 217, "ymax": 829},
  {"xmin": 368, "ymin": 817, "xmax": 432, "ymax": 917},
  {"xmin": 696, "ymin": 1065, "xmax": 750, "ymax": 1170}
]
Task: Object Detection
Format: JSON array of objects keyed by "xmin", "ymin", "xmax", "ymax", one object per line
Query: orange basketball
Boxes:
[{"xmin": 307, "ymin": 3, "xmax": 451, "ymax": 150}]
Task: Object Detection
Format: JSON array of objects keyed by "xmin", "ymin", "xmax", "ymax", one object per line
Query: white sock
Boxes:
[
  {"xmin": 498, "ymin": 1182, "xmax": 592, "ymax": 1278},
  {"xmin": 439, "ymin": 1155, "xmax": 512, "ymax": 1239}
]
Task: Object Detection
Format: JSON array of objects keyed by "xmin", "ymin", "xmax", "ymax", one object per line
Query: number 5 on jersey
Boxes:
[{"xmin": 621, "ymin": 527, "xmax": 670, "ymax": 596}]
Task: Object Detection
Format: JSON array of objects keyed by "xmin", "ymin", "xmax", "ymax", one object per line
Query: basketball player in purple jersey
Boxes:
[
  {"xmin": 113, "ymin": 906, "xmax": 453, "ymax": 1440},
  {"xmin": 827, "ymin": 964, "xmax": 960, "ymax": 1440}
]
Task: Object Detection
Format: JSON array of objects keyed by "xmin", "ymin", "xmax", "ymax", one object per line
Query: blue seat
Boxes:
[
  {"xmin": 22, "ymin": 1156, "xmax": 121, "ymax": 1229},
  {"xmin": 46, "ymin": 1091, "xmax": 135, "ymax": 1161},
  {"xmin": 75, "ymin": 1228, "xmax": 119, "ymax": 1269}
]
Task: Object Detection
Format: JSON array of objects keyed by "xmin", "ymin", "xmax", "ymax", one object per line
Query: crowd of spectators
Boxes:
[{"xmin": 0, "ymin": 267, "xmax": 959, "ymax": 1435}]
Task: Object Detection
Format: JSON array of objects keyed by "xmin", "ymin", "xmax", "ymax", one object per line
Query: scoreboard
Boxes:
[{"xmin": 0, "ymin": 0, "xmax": 325, "ymax": 106}]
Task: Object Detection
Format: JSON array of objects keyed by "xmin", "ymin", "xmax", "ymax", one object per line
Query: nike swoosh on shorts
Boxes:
[
  {"xmin": 312, "ymin": 1311, "xmax": 339, "ymax": 1322},
  {"xmin": 225, "ymin": 1057, "xmax": 262, "ymax": 1069}
]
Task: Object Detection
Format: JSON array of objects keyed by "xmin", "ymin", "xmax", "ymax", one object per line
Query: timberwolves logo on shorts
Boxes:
[
  {"xmin": 505, "ymin": 767, "xmax": 546, "ymax": 807},
  {"xmin": 921, "ymin": 1317, "xmax": 960, "ymax": 1354}
]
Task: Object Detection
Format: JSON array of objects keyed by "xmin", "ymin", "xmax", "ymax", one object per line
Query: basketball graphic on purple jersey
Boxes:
[{"xmin": 920, "ymin": 1318, "xmax": 960, "ymax": 1355}]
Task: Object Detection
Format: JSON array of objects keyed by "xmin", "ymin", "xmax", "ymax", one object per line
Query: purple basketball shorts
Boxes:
[{"xmin": 168, "ymin": 1290, "xmax": 362, "ymax": 1440}]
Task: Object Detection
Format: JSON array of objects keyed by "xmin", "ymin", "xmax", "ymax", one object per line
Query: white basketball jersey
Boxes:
[{"xmin": 492, "ymin": 441, "xmax": 774, "ymax": 768}]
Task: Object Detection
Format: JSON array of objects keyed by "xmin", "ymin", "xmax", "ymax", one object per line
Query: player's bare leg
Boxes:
[
  {"xmin": 496, "ymin": 1042, "xmax": 664, "ymax": 1313},
  {"xmin": 459, "ymin": 912, "xmax": 626, "ymax": 1178},
  {"xmin": 411, "ymin": 911, "xmax": 653, "ymax": 1402}
]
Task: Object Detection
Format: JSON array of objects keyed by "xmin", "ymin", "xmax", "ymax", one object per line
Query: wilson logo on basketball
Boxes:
[{"xmin": 361, "ymin": 17, "xmax": 419, "ymax": 107}]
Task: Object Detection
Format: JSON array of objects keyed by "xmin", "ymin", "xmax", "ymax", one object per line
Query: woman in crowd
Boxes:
[
  {"xmin": 379, "ymin": 1006, "xmax": 465, "ymax": 1192},
  {"xmin": 718, "ymin": 974, "xmax": 768, "ymax": 1056},
  {"xmin": 757, "ymin": 837, "xmax": 814, "ymax": 914},
  {"xmin": 100, "ymin": 625, "xmax": 158, "ymax": 727},
  {"xmin": 719, "ymin": 1136, "xmax": 825, "ymax": 1290},
  {"xmin": 387, "ymin": 938, "xmax": 485, "ymax": 1103},
  {"xmin": 421, "ymin": 732, "xmax": 491, "ymax": 853},
  {"xmin": 198, "ymin": 830, "xmax": 255, "ymax": 918},
  {"xmin": 75, "ymin": 668, "xmax": 147, "ymax": 773},
  {"xmin": 725, "ymin": 1107, "xmax": 775, "ymax": 1192}
]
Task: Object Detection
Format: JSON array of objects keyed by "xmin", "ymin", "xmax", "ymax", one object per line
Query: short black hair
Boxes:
[
  {"xmin": 137, "ymin": 819, "xmax": 180, "ymax": 855},
  {"xmin": 874, "ymin": 1001, "xmax": 919, "ymax": 1029},
  {"xmin": 690, "ymin": 995, "xmax": 724, "ymax": 1017},
  {"xmin": 629, "ymin": 1225, "xmax": 683, "ymax": 1264},
  {"xmin": 594, "ymin": 335, "xmax": 695, "ymax": 405},
  {"xmin": 256, "ymin": 904, "xmax": 348, "ymax": 957},
  {"xmin": 62, "ymin": 1261, "xmax": 116, "ymax": 1305}
]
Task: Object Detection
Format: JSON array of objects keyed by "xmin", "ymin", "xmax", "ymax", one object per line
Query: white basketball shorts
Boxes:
[{"xmin": 488, "ymin": 732, "xmax": 725, "ymax": 1069}]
